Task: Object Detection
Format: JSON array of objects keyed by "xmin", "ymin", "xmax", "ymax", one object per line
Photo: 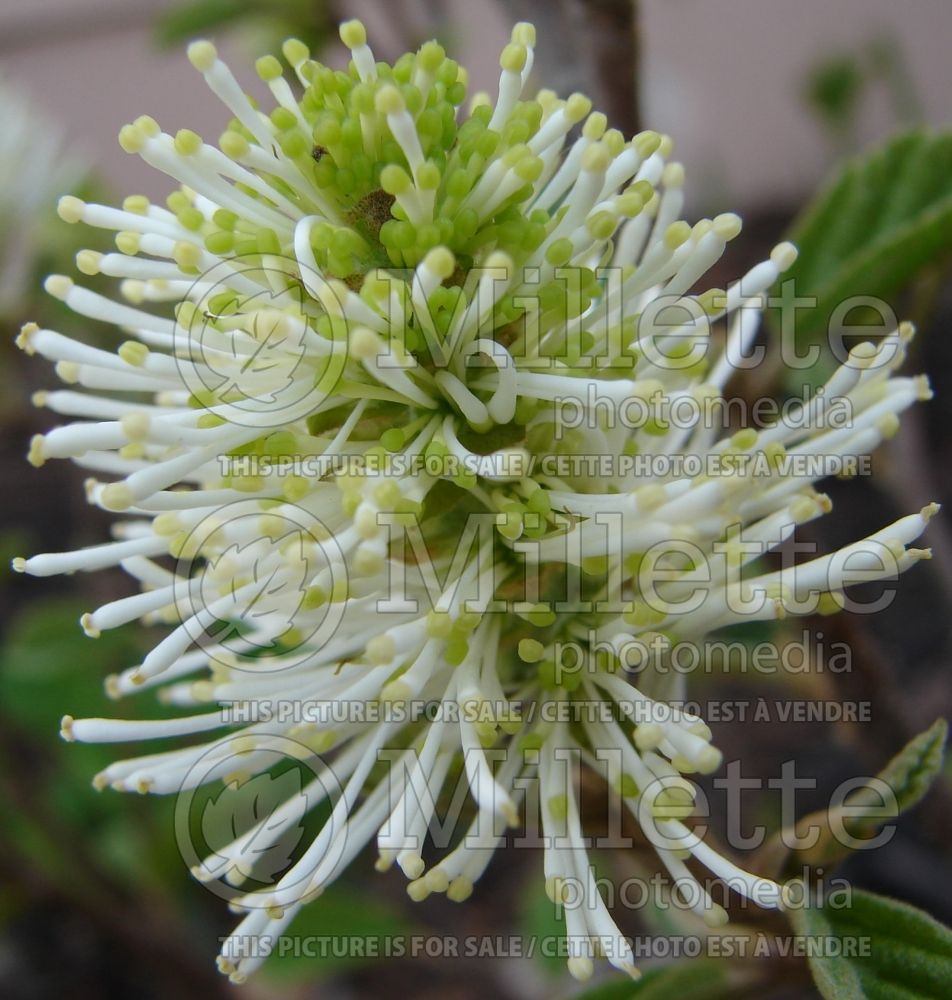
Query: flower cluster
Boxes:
[{"xmin": 16, "ymin": 20, "xmax": 934, "ymax": 983}]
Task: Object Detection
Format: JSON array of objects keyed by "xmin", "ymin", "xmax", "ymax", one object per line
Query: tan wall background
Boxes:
[{"xmin": 0, "ymin": 0, "xmax": 949, "ymax": 212}]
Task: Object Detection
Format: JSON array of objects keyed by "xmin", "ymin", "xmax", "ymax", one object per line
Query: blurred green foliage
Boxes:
[
  {"xmin": 803, "ymin": 34, "xmax": 922, "ymax": 145},
  {"xmin": 570, "ymin": 958, "xmax": 731, "ymax": 1000},
  {"xmin": 804, "ymin": 57, "xmax": 865, "ymax": 136},
  {"xmin": 772, "ymin": 129, "xmax": 952, "ymax": 388},
  {"xmin": 155, "ymin": 0, "xmax": 339, "ymax": 55}
]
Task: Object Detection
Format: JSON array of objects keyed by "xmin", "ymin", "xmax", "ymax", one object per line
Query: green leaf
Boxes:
[
  {"xmin": 154, "ymin": 0, "xmax": 335, "ymax": 54},
  {"xmin": 155, "ymin": 0, "xmax": 252, "ymax": 46},
  {"xmin": 847, "ymin": 718, "xmax": 948, "ymax": 827},
  {"xmin": 772, "ymin": 130, "xmax": 952, "ymax": 368},
  {"xmin": 0, "ymin": 596, "xmax": 152, "ymax": 788},
  {"xmin": 788, "ymin": 888, "xmax": 952, "ymax": 999},
  {"xmin": 804, "ymin": 56, "xmax": 865, "ymax": 131},
  {"xmin": 519, "ymin": 879, "xmax": 565, "ymax": 975},
  {"xmin": 755, "ymin": 719, "xmax": 947, "ymax": 878},
  {"xmin": 259, "ymin": 879, "xmax": 414, "ymax": 979},
  {"xmin": 0, "ymin": 598, "xmax": 183, "ymax": 889},
  {"xmin": 569, "ymin": 958, "xmax": 731, "ymax": 1000}
]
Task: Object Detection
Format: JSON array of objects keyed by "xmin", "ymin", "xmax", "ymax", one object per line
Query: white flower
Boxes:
[
  {"xmin": 15, "ymin": 20, "xmax": 935, "ymax": 983},
  {"xmin": 0, "ymin": 74, "xmax": 85, "ymax": 311}
]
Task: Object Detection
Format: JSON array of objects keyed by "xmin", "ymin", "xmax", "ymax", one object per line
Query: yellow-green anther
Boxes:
[
  {"xmin": 603, "ymin": 129, "xmax": 625, "ymax": 156},
  {"xmin": 118, "ymin": 341, "xmax": 149, "ymax": 367},
  {"xmin": 115, "ymin": 232, "xmax": 141, "ymax": 255},
  {"xmin": 280, "ymin": 132, "xmax": 307, "ymax": 158},
  {"xmin": 415, "ymin": 162, "xmax": 441, "ymax": 190},
  {"xmin": 174, "ymin": 129, "xmax": 202, "ymax": 156},
  {"xmin": 634, "ymin": 129, "xmax": 662, "ymax": 158},
  {"xmin": 339, "ymin": 19, "xmax": 367, "ymax": 49},
  {"xmin": 205, "ymin": 230, "xmax": 234, "ymax": 255},
  {"xmin": 696, "ymin": 287, "xmax": 725, "ymax": 314},
  {"xmin": 118, "ymin": 124, "xmax": 144, "ymax": 154},
  {"xmin": 565, "ymin": 93, "xmax": 592, "ymax": 124},
  {"xmin": 301, "ymin": 585, "xmax": 327, "ymax": 610},
  {"xmin": 630, "ymin": 179, "xmax": 654, "ymax": 204},
  {"xmin": 526, "ymin": 604, "xmax": 556, "ymax": 627},
  {"xmin": 581, "ymin": 555, "xmax": 608, "ymax": 576},
  {"xmin": 548, "ymin": 794, "xmax": 568, "ymax": 821},
  {"xmin": 424, "ymin": 246, "xmax": 455, "ymax": 280},
  {"xmin": 177, "ymin": 206, "xmax": 205, "ymax": 231},
  {"xmin": 586, "ymin": 210, "xmax": 617, "ymax": 240},
  {"xmin": 134, "ymin": 116, "xmax": 160, "ymax": 138},
  {"xmin": 771, "ymin": 241, "xmax": 798, "ymax": 270},
  {"xmin": 514, "ymin": 155, "xmax": 543, "ymax": 183},
  {"xmin": 426, "ymin": 610, "xmax": 453, "ymax": 639},
  {"xmin": 374, "ymin": 482, "xmax": 402, "ymax": 508},
  {"xmin": 381, "ymin": 428, "xmax": 405, "ymax": 452},
  {"xmin": 375, "ymin": 84, "xmax": 405, "ymax": 115},
  {"xmin": 282, "ymin": 38, "xmax": 309, "ymax": 66},
  {"xmin": 616, "ymin": 192, "xmax": 643, "ymax": 217},
  {"xmin": 581, "ymin": 142, "xmax": 611, "ymax": 173},
  {"xmin": 511, "ymin": 22, "xmax": 536, "ymax": 46},
  {"xmin": 445, "ymin": 637, "xmax": 469, "ymax": 665},
  {"xmin": 713, "ymin": 212, "xmax": 742, "ymax": 240},
  {"xmin": 418, "ymin": 41, "xmax": 445, "ymax": 73},
  {"xmin": 123, "ymin": 195, "xmax": 150, "ymax": 215},
  {"xmin": 271, "ymin": 107, "xmax": 297, "ymax": 131},
  {"xmin": 664, "ymin": 220, "xmax": 692, "ymax": 250},
  {"xmin": 256, "ymin": 55, "xmax": 283, "ymax": 81},
  {"xmin": 731, "ymin": 428, "xmax": 758, "ymax": 451},
  {"xmin": 57, "ymin": 195, "xmax": 86, "ymax": 223},
  {"xmin": 220, "ymin": 131, "xmax": 250, "ymax": 159},
  {"xmin": 76, "ymin": 250, "xmax": 102, "ymax": 276},
  {"xmin": 616, "ymin": 773, "xmax": 639, "ymax": 798},
  {"xmin": 500, "ymin": 43, "xmax": 527, "ymax": 73},
  {"xmin": 187, "ymin": 40, "xmax": 218, "ymax": 73},
  {"xmin": 545, "ymin": 238, "xmax": 574, "ymax": 267},
  {"xmin": 167, "ymin": 191, "xmax": 190, "ymax": 214},
  {"xmin": 173, "ymin": 241, "xmax": 202, "ymax": 271},
  {"xmin": 518, "ymin": 638, "xmax": 545, "ymax": 663},
  {"xmin": 213, "ymin": 208, "xmax": 237, "ymax": 230},
  {"xmin": 582, "ymin": 112, "xmax": 607, "ymax": 141}
]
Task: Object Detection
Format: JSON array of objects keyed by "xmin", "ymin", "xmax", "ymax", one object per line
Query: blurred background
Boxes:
[{"xmin": 1, "ymin": 1, "xmax": 951, "ymax": 998}]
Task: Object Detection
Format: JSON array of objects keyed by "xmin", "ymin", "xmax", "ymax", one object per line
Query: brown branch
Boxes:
[
  {"xmin": 502, "ymin": 0, "xmax": 642, "ymax": 134},
  {"xmin": 575, "ymin": 0, "xmax": 641, "ymax": 135}
]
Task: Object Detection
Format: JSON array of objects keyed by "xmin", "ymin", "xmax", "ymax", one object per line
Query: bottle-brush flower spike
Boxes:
[{"xmin": 15, "ymin": 19, "xmax": 936, "ymax": 983}]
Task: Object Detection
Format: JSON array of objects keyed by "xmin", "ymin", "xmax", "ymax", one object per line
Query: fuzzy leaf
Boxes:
[
  {"xmin": 788, "ymin": 888, "xmax": 952, "ymax": 999},
  {"xmin": 569, "ymin": 958, "xmax": 731, "ymax": 1000},
  {"xmin": 755, "ymin": 719, "xmax": 947, "ymax": 878},
  {"xmin": 771, "ymin": 130, "xmax": 952, "ymax": 374}
]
